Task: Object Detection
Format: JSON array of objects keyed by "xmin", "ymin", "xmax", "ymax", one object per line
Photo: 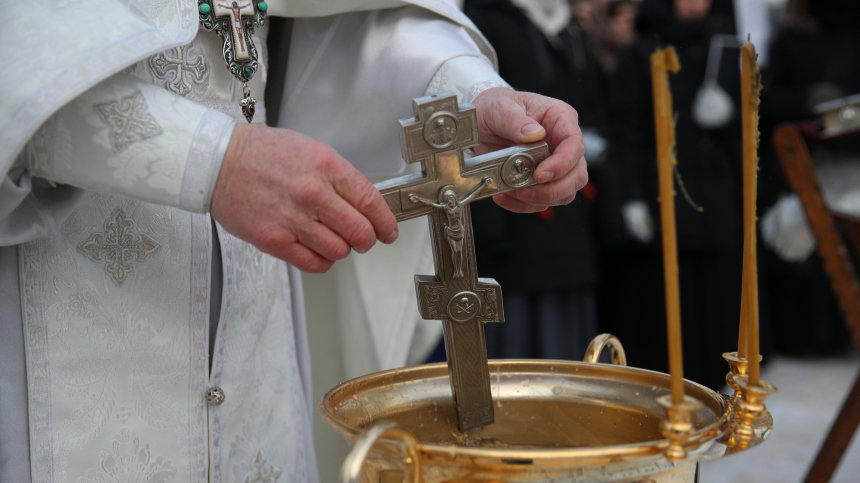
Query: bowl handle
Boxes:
[
  {"xmin": 339, "ymin": 420, "xmax": 422, "ymax": 483},
  {"xmin": 583, "ymin": 333, "xmax": 628, "ymax": 366}
]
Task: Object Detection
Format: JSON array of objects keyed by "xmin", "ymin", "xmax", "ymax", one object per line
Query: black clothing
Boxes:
[
  {"xmin": 466, "ymin": 0, "xmax": 603, "ymax": 292},
  {"xmin": 609, "ymin": 0, "xmax": 743, "ymax": 250},
  {"xmin": 465, "ymin": 0, "xmax": 603, "ymax": 360},
  {"xmin": 600, "ymin": 0, "xmax": 747, "ymax": 391},
  {"xmin": 755, "ymin": 7, "xmax": 860, "ymax": 357}
]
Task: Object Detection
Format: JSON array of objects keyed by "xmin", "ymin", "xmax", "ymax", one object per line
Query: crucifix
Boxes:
[
  {"xmin": 213, "ymin": 1, "xmax": 254, "ymax": 60},
  {"xmin": 376, "ymin": 92, "xmax": 549, "ymax": 432},
  {"xmin": 199, "ymin": 0, "xmax": 266, "ymax": 121}
]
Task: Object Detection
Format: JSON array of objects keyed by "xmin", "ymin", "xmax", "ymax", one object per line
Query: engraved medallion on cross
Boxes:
[{"xmin": 376, "ymin": 92, "xmax": 549, "ymax": 432}]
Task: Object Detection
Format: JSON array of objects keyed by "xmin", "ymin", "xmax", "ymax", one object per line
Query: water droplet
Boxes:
[{"xmin": 551, "ymin": 385, "xmax": 562, "ymax": 395}]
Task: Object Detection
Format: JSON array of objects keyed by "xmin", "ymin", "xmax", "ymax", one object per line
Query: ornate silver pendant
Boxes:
[
  {"xmin": 240, "ymin": 84, "xmax": 257, "ymax": 123},
  {"xmin": 198, "ymin": 0, "xmax": 267, "ymax": 122}
]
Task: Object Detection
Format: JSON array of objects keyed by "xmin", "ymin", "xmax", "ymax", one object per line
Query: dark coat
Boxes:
[
  {"xmin": 599, "ymin": 0, "xmax": 750, "ymax": 391},
  {"xmin": 465, "ymin": 0, "xmax": 604, "ymax": 291},
  {"xmin": 607, "ymin": 0, "xmax": 743, "ymax": 251}
]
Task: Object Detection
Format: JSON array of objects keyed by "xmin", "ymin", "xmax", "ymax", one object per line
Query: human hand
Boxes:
[
  {"xmin": 621, "ymin": 200, "xmax": 654, "ymax": 244},
  {"xmin": 471, "ymin": 87, "xmax": 588, "ymax": 213},
  {"xmin": 210, "ymin": 124, "xmax": 399, "ymax": 273}
]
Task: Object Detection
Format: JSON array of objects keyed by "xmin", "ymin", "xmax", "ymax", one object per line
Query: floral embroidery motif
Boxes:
[
  {"xmin": 149, "ymin": 44, "xmax": 208, "ymax": 97},
  {"xmin": 242, "ymin": 449, "xmax": 282, "ymax": 483},
  {"xmin": 78, "ymin": 428, "xmax": 178, "ymax": 483},
  {"xmin": 94, "ymin": 91, "xmax": 163, "ymax": 153},
  {"xmin": 78, "ymin": 207, "xmax": 161, "ymax": 287}
]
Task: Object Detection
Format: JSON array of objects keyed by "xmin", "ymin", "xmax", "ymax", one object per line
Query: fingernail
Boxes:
[
  {"xmin": 383, "ymin": 228, "xmax": 398, "ymax": 244},
  {"xmin": 537, "ymin": 171, "xmax": 554, "ymax": 183},
  {"xmin": 521, "ymin": 124, "xmax": 543, "ymax": 137},
  {"xmin": 355, "ymin": 246, "xmax": 369, "ymax": 254}
]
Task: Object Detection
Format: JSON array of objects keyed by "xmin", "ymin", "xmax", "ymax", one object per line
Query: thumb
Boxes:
[{"xmin": 487, "ymin": 100, "xmax": 546, "ymax": 144}]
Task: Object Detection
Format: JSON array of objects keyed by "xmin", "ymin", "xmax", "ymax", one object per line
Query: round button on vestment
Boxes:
[{"xmin": 206, "ymin": 387, "xmax": 225, "ymax": 406}]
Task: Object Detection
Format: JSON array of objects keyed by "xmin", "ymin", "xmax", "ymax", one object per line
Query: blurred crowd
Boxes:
[{"xmin": 457, "ymin": 0, "xmax": 860, "ymax": 391}]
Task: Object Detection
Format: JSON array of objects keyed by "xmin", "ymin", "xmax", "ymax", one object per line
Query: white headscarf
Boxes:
[{"xmin": 511, "ymin": 0, "xmax": 572, "ymax": 38}]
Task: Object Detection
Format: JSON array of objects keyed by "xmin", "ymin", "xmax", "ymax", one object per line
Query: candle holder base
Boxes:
[
  {"xmin": 657, "ymin": 394, "xmax": 704, "ymax": 461},
  {"xmin": 728, "ymin": 376, "xmax": 777, "ymax": 451},
  {"xmin": 722, "ymin": 352, "xmax": 763, "ymax": 410}
]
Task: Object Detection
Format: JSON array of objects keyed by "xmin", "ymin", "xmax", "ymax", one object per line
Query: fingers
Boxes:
[
  {"xmin": 331, "ymin": 166, "xmax": 399, "ymax": 245},
  {"xmin": 317, "ymin": 196, "xmax": 381, "ymax": 254},
  {"xmin": 212, "ymin": 125, "xmax": 400, "ymax": 273},
  {"xmin": 503, "ymin": 155, "xmax": 588, "ymax": 208},
  {"xmin": 492, "ymin": 193, "xmax": 548, "ymax": 213},
  {"xmin": 277, "ymin": 242, "xmax": 335, "ymax": 274},
  {"xmin": 475, "ymin": 88, "xmax": 547, "ymax": 148},
  {"xmin": 531, "ymin": 106, "xmax": 585, "ymax": 185},
  {"xmin": 494, "ymin": 100, "xmax": 547, "ymax": 145}
]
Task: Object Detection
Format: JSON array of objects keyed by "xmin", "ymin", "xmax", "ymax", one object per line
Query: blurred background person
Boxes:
[
  {"xmin": 756, "ymin": 0, "xmax": 860, "ymax": 357},
  {"xmin": 463, "ymin": 0, "xmax": 605, "ymax": 360},
  {"xmin": 570, "ymin": 0, "xmax": 599, "ymax": 33},
  {"xmin": 592, "ymin": 0, "xmax": 638, "ymax": 75},
  {"xmin": 599, "ymin": 0, "xmax": 752, "ymax": 391}
]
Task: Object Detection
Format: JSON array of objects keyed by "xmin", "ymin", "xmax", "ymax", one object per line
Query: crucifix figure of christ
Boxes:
[
  {"xmin": 409, "ymin": 178, "xmax": 491, "ymax": 278},
  {"xmin": 375, "ymin": 92, "xmax": 549, "ymax": 432},
  {"xmin": 213, "ymin": 0, "xmax": 254, "ymax": 60}
]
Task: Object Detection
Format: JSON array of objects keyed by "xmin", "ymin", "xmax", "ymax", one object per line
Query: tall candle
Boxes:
[
  {"xmin": 651, "ymin": 47, "xmax": 684, "ymax": 405},
  {"xmin": 738, "ymin": 270, "xmax": 749, "ymax": 359},
  {"xmin": 740, "ymin": 43, "xmax": 762, "ymax": 385}
]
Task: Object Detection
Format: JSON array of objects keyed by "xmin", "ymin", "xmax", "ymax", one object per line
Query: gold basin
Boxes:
[{"xmin": 320, "ymin": 358, "xmax": 752, "ymax": 482}]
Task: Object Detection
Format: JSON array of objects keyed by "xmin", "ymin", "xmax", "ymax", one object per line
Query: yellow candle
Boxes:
[
  {"xmin": 740, "ymin": 43, "xmax": 762, "ymax": 385},
  {"xmin": 651, "ymin": 47, "xmax": 684, "ymax": 405}
]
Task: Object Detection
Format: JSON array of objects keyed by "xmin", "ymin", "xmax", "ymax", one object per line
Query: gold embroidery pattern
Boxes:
[
  {"xmin": 94, "ymin": 91, "xmax": 163, "ymax": 153},
  {"xmin": 78, "ymin": 207, "xmax": 161, "ymax": 287}
]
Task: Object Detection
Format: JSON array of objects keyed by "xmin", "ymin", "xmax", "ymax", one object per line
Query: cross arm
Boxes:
[{"xmin": 374, "ymin": 142, "xmax": 549, "ymax": 222}]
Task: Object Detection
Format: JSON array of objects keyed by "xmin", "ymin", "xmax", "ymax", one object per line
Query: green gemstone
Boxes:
[
  {"xmin": 243, "ymin": 66, "xmax": 253, "ymax": 79},
  {"xmin": 257, "ymin": 1, "xmax": 267, "ymax": 12},
  {"xmin": 199, "ymin": 3, "xmax": 210, "ymax": 14}
]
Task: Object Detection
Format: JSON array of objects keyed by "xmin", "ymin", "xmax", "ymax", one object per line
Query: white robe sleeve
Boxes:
[
  {"xmin": 424, "ymin": 55, "xmax": 511, "ymax": 104},
  {"xmin": 0, "ymin": 73, "xmax": 234, "ymax": 246}
]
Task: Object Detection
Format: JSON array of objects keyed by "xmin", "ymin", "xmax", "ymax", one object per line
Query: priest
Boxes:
[{"xmin": 0, "ymin": 1, "xmax": 587, "ymax": 482}]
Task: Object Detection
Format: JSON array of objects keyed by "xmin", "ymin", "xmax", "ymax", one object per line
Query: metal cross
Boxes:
[{"xmin": 376, "ymin": 92, "xmax": 548, "ymax": 432}]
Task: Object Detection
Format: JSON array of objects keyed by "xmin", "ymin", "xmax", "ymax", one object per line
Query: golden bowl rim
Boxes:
[{"xmin": 319, "ymin": 359, "xmax": 732, "ymax": 465}]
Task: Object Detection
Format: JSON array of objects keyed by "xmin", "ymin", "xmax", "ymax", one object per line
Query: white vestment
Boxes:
[{"xmin": 0, "ymin": 1, "xmax": 508, "ymax": 482}]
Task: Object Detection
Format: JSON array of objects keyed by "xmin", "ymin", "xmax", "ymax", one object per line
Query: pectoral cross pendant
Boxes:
[{"xmin": 198, "ymin": 0, "xmax": 267, "ymax": 122}]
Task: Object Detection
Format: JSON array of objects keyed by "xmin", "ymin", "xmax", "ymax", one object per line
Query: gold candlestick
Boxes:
[
  {"xmin": 722, "ymin": 351, "xmax": 762, "ymax": 408},
  {"xmin": 657, "ymin": 394, "xmax": 703, "ymax": 461},
  {"xmin": 731, "ymin": 376, "xmax": 777, "ymax": 450}
]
